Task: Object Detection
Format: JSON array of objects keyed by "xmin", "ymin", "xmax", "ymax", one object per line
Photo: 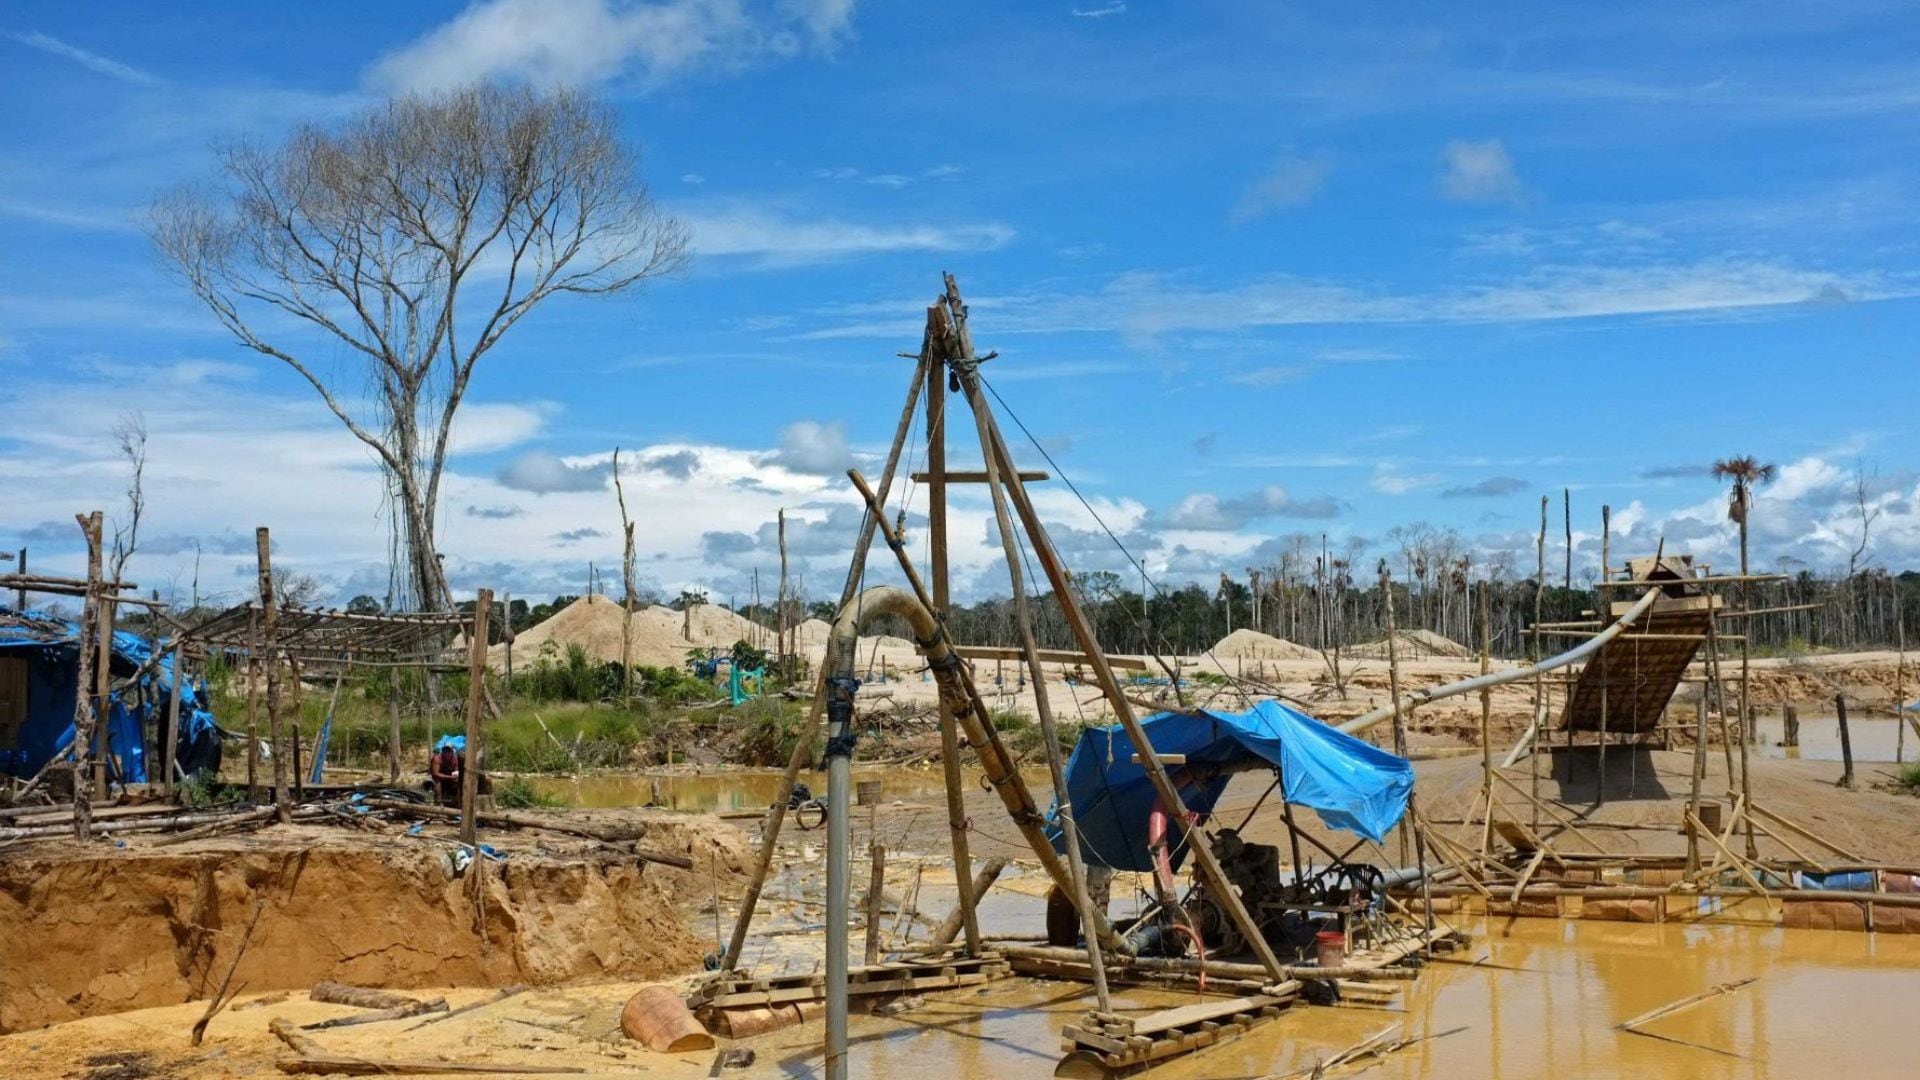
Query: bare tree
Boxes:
[
  {"xmin": 150, "ymin": 84, "xmax": 688, "ymax": 610},
  {"xmin": 108, "ymin": 411, "xmax": 147, "ymax": 583},
  {"xmin": 1846, "ymin": 462, "xmax": 1882, "ymax": 578}
]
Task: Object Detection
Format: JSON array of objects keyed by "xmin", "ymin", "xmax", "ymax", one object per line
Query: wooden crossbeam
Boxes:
[{"xmin": 910, "ymin": 470, "xmax": 1048, "ymax": 484}]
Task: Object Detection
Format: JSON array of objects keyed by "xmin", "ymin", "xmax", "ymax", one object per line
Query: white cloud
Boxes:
[
  {"xmin": 496, "ymin": 450, "xmax": 612, "ymax": 494},
  {"xmin": 1233, "ymin": 151, "xmax": 1333, "ymax": 221},
  {"xmin": 1071, "ymin": 2, "xmax": 1127, "ymax": 17},
  {"xmin": 764, "ymin": 420, "xmax": 851, "ymax": 475},
  {"xmin": 3, "ymin": 30, "xmax": 161, "ymax": 85},
  {"xmin": 449, "ymin": 403, "xmax": 551, "ymax": 455},
  {"xmin": 365, "ymin": 0, "xmax": 857, "ymax": 94},
  {"xmin": 1369, "ymin": 468, "xmax": 1442, "ymax": 496},
  {"xmin": 1441, "ymin": 139, "xmax": 1522, "ymax": 204},
  {"xmin": 1164, "ymin": 486, "xmax": 1340, "ymax": 530},
  {"xmin": 680, "ymin": 173, "xmax": 707, "ymax": 185},
  {"xmin": 679, "ymin": 204, "xmax": 1014, "ymax": 266}
]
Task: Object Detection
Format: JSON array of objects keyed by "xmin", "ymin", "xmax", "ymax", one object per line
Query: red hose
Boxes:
[{"xmin": 1147, "ymin": 801, "xmax": 1177, "ymax": 902}]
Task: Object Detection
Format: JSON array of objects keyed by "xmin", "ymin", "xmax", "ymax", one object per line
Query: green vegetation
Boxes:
[
  {"xmin": 732, "ymin": 695, "xmax": 808, "ymax": 767},
  {"xmin": 1896, "ymin": 762, "xmax": 1920, "ymax": 794}
]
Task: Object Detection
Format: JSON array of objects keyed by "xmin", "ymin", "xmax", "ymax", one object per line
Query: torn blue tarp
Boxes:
[
  {"xmin": 0, "ymin": 606, "xmax": 220, "ymax": 782},
  {"xmin": 433, "ymin": 734, "xmax": 467, "ymax": 753},
  {"xmin": 1046, "ymin": 699, "xmax": 1415, "ymax": 873}
]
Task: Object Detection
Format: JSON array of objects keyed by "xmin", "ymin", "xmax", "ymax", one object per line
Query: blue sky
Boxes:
[{"xmin": 3, "ymin": 1, "xmax": 1918, "ymax": 609}]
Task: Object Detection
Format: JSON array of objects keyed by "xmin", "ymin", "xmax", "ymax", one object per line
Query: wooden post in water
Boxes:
[
  {"xmin": 256, "ymin": 527, "xmax": 291, "ymax": 824},
  {"xmin": 71, "ymin": 512, "xmax": 103, "ymax": 840},
  {"xmin": 1835, "ymin": 693, "xmax": 1855, "ymax": 790},
  {"xmin": 1783, "ymin": 703, "xmax": 1799, "ymax": 748},
  {"xmin": 462, "ymin": 589, "xmax": 493, "ymax": 849},
  {"xmin": 864, "ymin": 842, "xmax": 886, "ymax": 965}
]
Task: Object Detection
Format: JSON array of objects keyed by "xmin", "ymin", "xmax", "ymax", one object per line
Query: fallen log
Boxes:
[
  {"xmin": 923, "ymin": 856, "xmax": 1010, "ymax": 951},
  {"xmin": 154, "ymin": 807, "xmax": 278, "ymax": 847},
  {"xmin": 309, "ymin": 981, "xmax": 427, "ymax": 1011},
  {"xmin": 269, "ymin": 1018, "xmax": 326, "ymax": 1057},
  {"xmin": 361, "ymin": 799, "xmax": 693, "ymax": 870},
  {"xmin": 304, "ymin": 998, "xmax": 447, "ymax": 1030}
]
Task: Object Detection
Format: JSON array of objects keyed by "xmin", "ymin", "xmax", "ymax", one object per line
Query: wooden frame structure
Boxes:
[{"xmin": 711, "ymin": 276, "xmax": 1455, "ymax": 1078}]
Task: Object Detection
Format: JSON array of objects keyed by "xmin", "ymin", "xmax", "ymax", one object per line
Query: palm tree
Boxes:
[
  {"xmin": 1711, "ymin": 456, "xmax": 1778, "ymax": 575},
  {"xmin": 1711, "ymin": 454, "xmax": 1774, "ymax": 859}
]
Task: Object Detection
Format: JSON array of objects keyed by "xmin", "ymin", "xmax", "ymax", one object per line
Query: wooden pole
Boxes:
[
  {"xmin": 1687, "ymin": 694, "xmax": 1709, "ymax": 873},
  {"xmin": 1563, "ymin": 487, "xmax": 1572, "ymax": 592},
  {"xmin": 778, "ymin": 509, "xmax": 791, "ymax": 676},
  {"xmin": 71, "ymin": 512, "xmax": 103, "ymax": 840},
  {"xmin": 93, "ymin": 589, "xmax": 115, "ymax": 794},
  {"xmin": 387, "ymin": 667, "xmax": 402, "ymax": 783},
  {"xmin": 951, "ymin": 309, "xmax": 1287, "ymax": 981},
  {"xmin": 1737, "ymin": 512, "xmax": 1757, "ymax": 858},
  {"xmin": 246, "ymin": 607, "xmax": 260, "ymax": 801},
  {"xmin": 163, "ymin": 642, "xmax": 182, "ymax": 796},
  {"xmin": 923, "ymin": 341, "xmax": 983, "ymax": 957},
  {"xmin": 720, "ymin": 347, "xmax": 931, "ymax": 972},
  {"xmin": 12, "ymin": 547, "xmax": 22, "ymax": 610},
  {"xmin": 968, "ymin": 378, "xmax": 1111, "ymax": 1013},
  {"xmin": 613, "ymin": 448, "xmax": 635, "ymax": 702},
  {"xmin": 1534, "ymin": 496, "xmax": 1547, "ymax": 834},
  {"xmin": 1835, "ymin": 693, "xmax": 1855, "ymax": 790},
  {"xmin": 256, "ymin": 528, "xmax": 291, "ymax": 824},
  {"xmin": 462, "ymin": 589, "xmax": 492, "ymax": 849},
  {"xmin": 1895, "ymin": 615, "xmax": 1907, "ymax": 764},
  {"xmin": 864, "ymin": 841, "xmax": 886, "ymax": 965},
  {"xmin": 1598, "ymin": 505, "xmax": 1610, "ymax": 805},
  {"xmin": 1381, "ymin": 565, "xmax": 1409, "ymax": 865},
  {"xmin": 1476, "ymin": 581, "xmax": 1494, "ymax": 854}
]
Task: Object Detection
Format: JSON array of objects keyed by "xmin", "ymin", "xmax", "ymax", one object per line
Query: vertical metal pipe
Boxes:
[{"xmin": 825, "ymin": 672, "xmax": 854, "ymax": 1080}]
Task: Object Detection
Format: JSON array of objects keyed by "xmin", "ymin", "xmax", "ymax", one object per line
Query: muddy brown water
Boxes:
[
  {"xmin": 1753, "ymin": 713, "xmax": 1913, "ymax": 764},
  {"xmin": 745, "ymin": 911, "xmax": 1920, "ymax": 1077},
  {"xmin": 532, "ymin": 765, "xmax": 1051, "ymax": 813}
]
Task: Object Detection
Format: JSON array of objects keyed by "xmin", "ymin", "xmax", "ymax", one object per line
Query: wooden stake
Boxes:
[
  {"xmin": 864, "ymin": 842, "xmax": 886, "ymax": 965},
  {"xmin": 461, "ymin": 589, "xmax": 492, "ymax": 849},
  {"xmin": 256, "ymin": 527, "xmax": 290, "ymax": 824},
  {"xmin": 1835, "ymin": 693, "xmax": 1855, "ymax": 790},
  {"xmin": 1534, "ymin": 496, "xmax": 1547, "ymax": 835},
  {"xmin": 613, "ymin": 448, "xmax": 635, "ymax": 702},
  {"xmin": 71, "ymin": 512, "xmax": 103, "ymax": 841}
]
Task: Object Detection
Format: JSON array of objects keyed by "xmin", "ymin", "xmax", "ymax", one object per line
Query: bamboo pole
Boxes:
[
  {"xmin": 1534, "ymin": 497, "xmax": 1547, "ymax": 835},
  {"xmin": 1381, "ymin": 565, "xmax": 1409, "ymax": 866},
  {"xmin": 461, "ymin": 589, "xmax": 492, "ymax": 849},
  {"xmin": 720, "ymin": 345, "xmax": 931, "ymax": 973},
  {"xmin": 924, "ymin": 359, "xmax": 981, "ymax": 956},
  {"xmin": 71, "ymin": 512, "xmax": 103, "ymax": 840},
  {"xmin": 613, "ymin": 448, "xmax": 636, "ymax": 703},
  {"xmin": 256, "ymin": 528, "xmax": 290, "ymax": 824},
  {"xmin": 245, "ymin": 603, "xmax": 260, "ymax": 800},
  {"xmin": 1476, "ymin": 582, "xmax": 1495, "ymax": 855}
]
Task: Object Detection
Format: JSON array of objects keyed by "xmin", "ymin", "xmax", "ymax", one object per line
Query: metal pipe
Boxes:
[
  {"xmin": 1338, "ymin": 585, "xmax": 1665, "ymax": 737},
  {"xmin": 820, "ymin": 585, "xmax": 950, "ymax": 1080}
]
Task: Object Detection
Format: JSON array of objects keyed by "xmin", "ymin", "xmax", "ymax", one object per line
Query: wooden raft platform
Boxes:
[
  {"xmin": 1054, "ymin": 923, "xmax": 1468, "ymax": 1076},
  {"xmin": 685, "ymin": 953, "xmax": 1010, "ymax": 1011},
  {"xmin": 1562, "ymin": 594, "xmax": 1718, "ymax": 734}
]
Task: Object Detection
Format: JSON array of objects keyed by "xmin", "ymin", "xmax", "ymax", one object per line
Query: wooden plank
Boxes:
[
  {"xmin": 951, "ymin": 644, "xmax": 1149, "ymax": 672},
  {"xmin": 1130, "ymin": 995, "xmax": 1282, "ymax": 1037},
  {"xmin": 910, "ymin": 470, "xmax": 1048, "ymax": 484}
]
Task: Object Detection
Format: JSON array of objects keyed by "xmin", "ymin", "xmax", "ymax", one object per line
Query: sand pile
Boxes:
[
  {"xmin": 493, "ymin": 596, "xmax": 770, "ymax": 670},
  {"xmin": 1349, "ymin": 628, "xmax": 1474, "ymax": 659},
  {"xmin": 1210, "ymin": 628, "xmax": 1319, "ymax": 660}
]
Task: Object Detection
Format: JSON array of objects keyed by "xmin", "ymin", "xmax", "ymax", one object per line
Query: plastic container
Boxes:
[{"xmin": 1315, "ymin": 930, "xmax": 1346, "ymax": 969}]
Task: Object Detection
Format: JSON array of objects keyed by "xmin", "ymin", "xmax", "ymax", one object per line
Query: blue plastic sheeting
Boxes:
[
  {"xmin": 1047, "ymin": 699, "xmax": 1415, "ymax": 873},
  {"xmin": 1796, "ymin": 870, "xmax": 1876, "ymax": 891},
  {"xmin": 0, "ymin": 607, "xmax": 219, "ymax": 781},
  {"xmin": 433, "ymin": 734, "xmax": 467, "ymax": 753}
]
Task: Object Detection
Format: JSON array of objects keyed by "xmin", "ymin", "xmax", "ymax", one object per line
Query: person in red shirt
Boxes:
[{"xmin": 429, "ymin": 742, "xmax": 462, "ymax": 806}]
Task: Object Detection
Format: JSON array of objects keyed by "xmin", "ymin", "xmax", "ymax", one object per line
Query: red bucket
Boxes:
[{"xmin": 1315, "ymin": 930, "xmax": 1346, "ymax": 969}]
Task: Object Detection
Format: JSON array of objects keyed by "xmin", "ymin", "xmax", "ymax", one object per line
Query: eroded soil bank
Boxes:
[{"xmin": 0, "ymin": 811, "xmax": 749, "ymax": 1032}]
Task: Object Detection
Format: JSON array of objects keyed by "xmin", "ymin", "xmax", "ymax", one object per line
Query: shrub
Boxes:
[{"xmin": 1897, "ymin": 763, "xmax": 1920, "ymax": 794}]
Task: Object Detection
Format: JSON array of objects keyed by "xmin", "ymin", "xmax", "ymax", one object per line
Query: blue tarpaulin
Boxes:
[
  {"xmin": 0, "ymin": 606, "xmax": 219, "ymax": 782},
  {"xmin": 1046, "ymin": 699, "xmax": 1415, "ymax": 873}
]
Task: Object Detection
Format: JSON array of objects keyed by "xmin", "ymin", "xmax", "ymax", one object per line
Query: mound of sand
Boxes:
[
  {"xmin": 1349, "ymin": 628, "xmax": 1474, "ymax": 660},
  {"xmin": 1210, "ymin": 628, "xmax": 1319, "ymax": 660},
  {"xmin": 491, "ymin": 596, "xmax": 774, "ymax": 671}
]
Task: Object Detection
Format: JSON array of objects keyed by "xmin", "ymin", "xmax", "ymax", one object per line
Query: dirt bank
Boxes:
[{"xmin": 0, "ymin": 811, "xmax": 750, "ymax": 1032}]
